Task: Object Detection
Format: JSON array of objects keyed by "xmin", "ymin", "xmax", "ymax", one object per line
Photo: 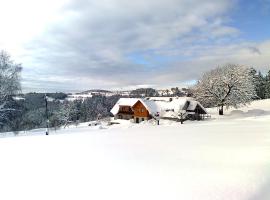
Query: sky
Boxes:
[{"xmin": 0, "ymin": 0, "xmax": 270, "ymax": 92}]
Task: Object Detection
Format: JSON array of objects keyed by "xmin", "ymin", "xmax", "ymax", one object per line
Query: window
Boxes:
[{"xmin": 141, "ymin": 108, "xmax": 144, "ymax": 112}]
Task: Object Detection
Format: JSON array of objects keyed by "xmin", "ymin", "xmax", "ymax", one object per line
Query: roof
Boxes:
[
  {"xmin": 110, "ymin": 97, "xmax": 207, "ymax": 117},
  {"xmin": 141, "ymin": 100, "xmax": 159, "ymax": 115},
  {"xmin": 110, "ymin": 98, "xmax": 140, "ymax": 115}
]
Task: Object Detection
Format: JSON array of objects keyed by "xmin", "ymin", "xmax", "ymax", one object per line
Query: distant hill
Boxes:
[
  {"xmin": 77, "ymin": 89, "xmax": 113, "ymax": 95},
  {"xmin": 66, "ymin": 87, "xmax": 190, "ymax": 101}
]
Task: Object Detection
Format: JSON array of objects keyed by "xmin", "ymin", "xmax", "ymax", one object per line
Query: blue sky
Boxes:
[
  {"xmin": 231, "ymin": 0, "xmax": 270, "ymax": 41},
  {"xmin": 0, "ymin": 0, "xmax": 270, "ymax": 92}
]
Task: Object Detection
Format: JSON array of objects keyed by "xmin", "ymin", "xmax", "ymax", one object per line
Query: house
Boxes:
[
  {"xmin": 110, "ymin": 98, "xmax": 153, "ymax": 123},
  {"xmin": 110, "ymin": 97, "xmax": 208, "ymax": 123}
]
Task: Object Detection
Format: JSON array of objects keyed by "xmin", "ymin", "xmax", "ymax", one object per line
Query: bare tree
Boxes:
[
  {"xmin": 193, "ymin": 64, "xmax": 256, "ymax": 115},
  {"xmin": 0, "ymin": 51, "xmax": 22, "ymax": 123}
]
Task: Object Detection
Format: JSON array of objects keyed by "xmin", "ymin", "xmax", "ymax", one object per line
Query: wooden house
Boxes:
[{"xmin": 111, "ymin": 98, "xmax": 152, "ymax": 123}]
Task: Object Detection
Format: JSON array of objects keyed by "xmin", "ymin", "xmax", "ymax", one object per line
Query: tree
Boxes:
[
  {"xmin": 171, "ymin": 87, "xmax": 185, "ymax": 96},
  {"xmin": 249, "ymin": 68, "xmax": 267, "ymax": 99},
  {"xmin": 178, "ymin": 110, "xmax": 187, "ymax": 124},
  {"xmin": 193, "ymin": 64, "xmax": 256, "ymax": 115},
  {"xmin": 255, "ymin": 71, "xmax": 267, "ymax": 99},
  {"xmin": 0, "ymin": 51, "xmax": 22, "ymax": 124},
  {"xmin": 130, "ymin": 88, "xmax": 158, "ymax": 97},
  {"xmin": 56, "ymin": 101, "xmax": 78, "ymax": 128},
  {"xmin": 265, "ymin": 70, "xmax": 270, "ymax": 99}
]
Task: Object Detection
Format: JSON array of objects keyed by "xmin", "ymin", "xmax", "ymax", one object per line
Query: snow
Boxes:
[
  {"xmin": 0, "ymin": 99, "xmax": 270, "ymax": 200},
  {"xmin": 66, "ymin": 91, "xmax": 122, "ymax": 101},
  {"xmin": 110, "ymin": 98, "xmax": 140, "ymax": 115},
  {"xmin": 12, "ymin": 96, "xmax": 25, "ymax": 101},
  {"xmin": 207, "ymin": 99, "xmax": 270, "ymax": 119},
  {"xmin": 66, "ymin": 94, "xmax": 93, "ymax": 101}
]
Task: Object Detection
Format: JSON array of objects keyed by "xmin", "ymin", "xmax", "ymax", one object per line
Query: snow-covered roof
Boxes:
[
  {"xmin": 110, "ymin": 98, "xmax": 140, "ymax": 115},
  {"xmin": 187, "ymin": 101, "xmax": 207, "ymax": 113},
  {"xmin": 141, "ymin": 100, "xmax": 159, "ymax": 115},
  {"xmin": 111, "ymin": 97, "xmax": 207, "ymax": 117},
  {"xmin": 147, "ymin": 97, "xmax": 192, "ymax": 117}
]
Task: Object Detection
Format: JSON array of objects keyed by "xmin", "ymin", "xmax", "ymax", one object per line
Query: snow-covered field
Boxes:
[{"xmin": 0, "ymin": 99, "xmax": 270, "ymax": 200}]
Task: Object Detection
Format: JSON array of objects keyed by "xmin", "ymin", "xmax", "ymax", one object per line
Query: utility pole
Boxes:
[
  {"xmin": 155, "ymin": 112, "xmax": 160, "ymax": 125},
  {"xmin": 44, "ymin": 94, "xmax": 49, "ymax": 135}
]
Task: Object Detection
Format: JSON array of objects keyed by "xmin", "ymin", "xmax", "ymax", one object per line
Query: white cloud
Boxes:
[
  {"xmin": 152, "ymin": 40, "xmax": 270, "ymax": 86},
  {"xmin": 0, "ymin": 0, "xmax": 69, "ymax": 55},
  {"xmin": 1, "ymin": 0, "xmax": 269, "ymax": 92}
]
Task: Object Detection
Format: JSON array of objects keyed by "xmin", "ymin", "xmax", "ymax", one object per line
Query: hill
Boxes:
[
  {"xmin": 0, "ymin": 99, "xmax": 270, "ymax": 200},
  {"xmin": 66, "ymin": 87, "xmax": 189, "ymax": 101}
]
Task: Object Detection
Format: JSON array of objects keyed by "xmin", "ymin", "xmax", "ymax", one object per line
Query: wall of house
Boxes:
[
  {"xmin": 114, "ymin": 105, "xmax": 134, "ymax": 120},
  {"xmin": 119, "ymin": 106, "xmax": 133, "ymax": 113},
  {"xmin": 132, "ymin": 101, "xmax": 150, "ymax": 123},
  {"xmin": 115, "ymin": 113, "xmax": 133, "ymax": 120},
  {"xmin": 132, "ymin": 101, "xmax": 149, "ymax": 118},
  {"xmin": 133, "ymin": 116, "xmax": 149, "ymax": 123}
]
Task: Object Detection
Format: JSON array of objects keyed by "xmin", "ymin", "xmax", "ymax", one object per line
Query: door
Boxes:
[{"xmin": 136, "ymin": 117, "xmax": 139, "ymax": 123}]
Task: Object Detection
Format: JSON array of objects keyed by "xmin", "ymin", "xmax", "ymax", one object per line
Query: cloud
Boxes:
[
  {"xmin": 151, "ymin": 40, "xmax": 270, "ymax": 85},
  {"xmin": 2, "ymin": 0, "xmax": 268, "ymax": 92},
  {"xmin": 248, "ymin": 46, "xmax": 262, "ymax": 55}
]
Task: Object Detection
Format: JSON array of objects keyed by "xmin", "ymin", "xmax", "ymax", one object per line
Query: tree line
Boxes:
[{"xmin": 0, "ymin": 93, "xmax": 121, "ymax": 133}]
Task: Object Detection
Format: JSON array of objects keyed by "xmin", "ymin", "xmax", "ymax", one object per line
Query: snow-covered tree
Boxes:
[
  {"xmin": 193, "ymin": 64, "xmax": 256, "ymax": 115},
  {"xmin": 255, "ymin": 72, "xmax": 266, "ymax": 99},
  {"xmin": 0, "ymin": 51, "xmax": 22, "ymax": 123},
  {"xmin": 265, "ymin": 70, "xmax": 270, "ymax": 99},
  {"xmin": 56, "ymin": 101, "xmax": 79, "ymax": 127},
  {"xmin": 249, "ymin": 68, "xmax": 267, "ymax": 99}
]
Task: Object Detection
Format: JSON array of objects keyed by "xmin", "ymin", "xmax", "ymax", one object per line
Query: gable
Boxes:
[
  {"xmin": 132, "ymin": 100, "xmax": 150, "ymax": 117},
  {"xmin": 187, "ymin": 101, "xmax": 207, "ymax": 114},
  {"xmin": 110, "ymin": 98, "xmax": 140, "ymax": 115}
]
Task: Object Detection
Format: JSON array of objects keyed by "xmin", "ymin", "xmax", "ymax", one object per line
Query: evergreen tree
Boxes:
[
  {"xmin": 256, "ymin": 71, "xmax": 266, "ymax": 99},
  {"xmin": 265, "ymin": 70, "xmax": 270, "ymax": 99},
  {"xmin": 249, "ymin": 68, "xmax": 270, "ymax": 99}
]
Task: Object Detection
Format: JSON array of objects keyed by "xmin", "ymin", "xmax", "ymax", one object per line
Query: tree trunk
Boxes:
[{"xmin": 219, "ymin": 104, "xmax": 224, "ymax": 115}]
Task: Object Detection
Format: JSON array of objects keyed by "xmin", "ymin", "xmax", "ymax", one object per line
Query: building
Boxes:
[{"xmin": 110, "ymin": 97, "xmax": 208, "ymax": 123}]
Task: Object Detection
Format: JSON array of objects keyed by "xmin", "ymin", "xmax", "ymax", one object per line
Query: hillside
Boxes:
[
  {"xmin": 66, "ymin": 87, "xmax": 188, "ymax": 101},
  {"xmin": 207, "ymin": 99, "xmax": 270, "ymax": 119},
  {"xmin": 0, "ymin": 99, "xmax": 270, "ymax": 200}
]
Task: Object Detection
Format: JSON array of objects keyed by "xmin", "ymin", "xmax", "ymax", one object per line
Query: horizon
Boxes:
[
  {"xmin": 21, "ymin": 84, "xmax": 192, "ymax": 94},
  {"xmin": 1, "ymin": 0, "xmax": 270, "ymax": 92}
]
